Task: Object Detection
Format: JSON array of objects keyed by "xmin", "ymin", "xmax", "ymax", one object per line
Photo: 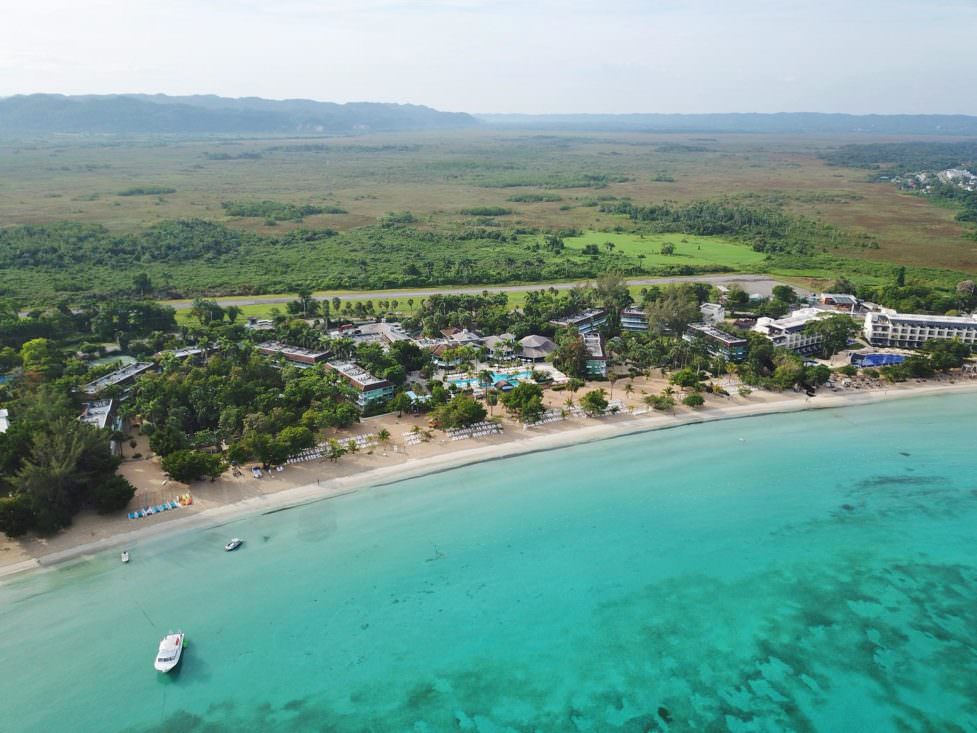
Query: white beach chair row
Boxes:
[
  {"xmin": 285, "ymin": 433, "xmax": 380, "ymax": 464},
  {"xmin": 287, "ymin": 447, "xmax": 326, "ymax": 464},
  {"xmin": 348, "ymin": 433, "xmax": 378, "ymax": 450},
  {"xmin": 527, "ymin": 408, "xmax": 567, "ymax": 426},
  {"xmin": 446, "ymin": 421, "xmax": 503, "ymax": 441},
  {"xmin": 403, "ymin": 431, "xmax": 423, "ymax": 446}
]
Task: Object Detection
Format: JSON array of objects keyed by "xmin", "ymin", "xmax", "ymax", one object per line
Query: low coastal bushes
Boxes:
[
  {"xmin": 460, "ymin": 206, "xmax": 512, "ymax": 217},
  {"xmin": 222, "ymin": 200, "xmax": 346, "ymax": 221},
  {"xmin": 118, "ymin": 186, "xmax": 176, "ymax": 196},
  {"xmin": 161, "ymin": 450, "xmax": 226, "ymax": 483}
]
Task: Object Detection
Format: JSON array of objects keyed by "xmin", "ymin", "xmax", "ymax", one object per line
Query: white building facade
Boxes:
[
  {"xmin": 863, "ymin": 309, "xmax": 977, "ymax": 348},
  {"xmin": 752, "ymin": 308, "xmax": 833, "ymax": 354}
]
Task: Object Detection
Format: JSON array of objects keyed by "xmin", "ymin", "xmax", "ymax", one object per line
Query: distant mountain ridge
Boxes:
[
  {"xmin": 0, "ymin": 94, "xmax": 478, "ymax": 134},
  {"xmin": 477, "ymin": 112, "xmax": 977, "ymax": 136},
  {"xmin": 3, "ymin": 96, "xmax": 976, "ymax": 136}
]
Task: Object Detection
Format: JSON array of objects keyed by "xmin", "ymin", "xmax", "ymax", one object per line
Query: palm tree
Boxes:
[
  {"xmin": 624, "ymin": 382, "xmax": 634, "ymax": 400},
  {"xmin": 608, "ymin": 373, "xmax": 618, "ymax": 399},
  {"xmin": 478, "ymin": 369, "xmax": 494, "ymax": 395},
  {"xmin": 295, "ymin": 287, "xmax": 315, "ymax": 317},
  {"xmin": 377, "ymin": 429, "xmax": 391, "ymax": 450},
  {"xmin": 564, "ymin": 395, "xmax": 575, "ymax": 409},
  {"xmin": 486, "ymin": 390, "xmax": 498, "ymax": 416}
]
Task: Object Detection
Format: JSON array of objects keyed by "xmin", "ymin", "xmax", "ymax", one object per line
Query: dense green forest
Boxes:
[
  {"xmin": 598, "ymin": 199, "xmax": 868, "ymax": 256},
  {"xmin": 0, "ymin": 216, "xmax": 748, "ymax": 300},
  {"xmin": 820, "ymin": 141, "xmax": 977, "ymax": 172}
]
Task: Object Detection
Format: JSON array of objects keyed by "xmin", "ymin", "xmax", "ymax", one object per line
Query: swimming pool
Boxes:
[
  {"xmin": 448, "ymin": 370, "xmax": 534, "ymax": 389},
  {"xmin": 852, "ymin": 353, "xmax": 906, "ymax": 367}
]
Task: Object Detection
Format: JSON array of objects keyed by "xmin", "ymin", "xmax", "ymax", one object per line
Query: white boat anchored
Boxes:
[
  {"xmin": 121, "ymin": 551, "xmax": 129, "ymax": 564},
  {"xmin": 224, "ymin": 538, "xmax": 244, "ymax": 552},
  {"xmin": 154, "ymin": 632, "xmax": 185, "ymax": 673}
]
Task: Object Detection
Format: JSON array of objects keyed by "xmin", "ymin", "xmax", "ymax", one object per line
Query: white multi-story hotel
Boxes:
[
  {"xmin": 863, "ymin": 309, "xmax": 977, "ymax": 348},
  {"xmin": 752, "ymin": 307, "xmax": 833, "ymax": 354},
  {"xmin": 324, "ymin": 362, "xmax": 395, "ymax": 409}
]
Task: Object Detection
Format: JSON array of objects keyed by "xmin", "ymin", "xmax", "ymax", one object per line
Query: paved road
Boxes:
[{"xmin": 166, "ymin": 274, "xmax": 807, "ymax": 311}]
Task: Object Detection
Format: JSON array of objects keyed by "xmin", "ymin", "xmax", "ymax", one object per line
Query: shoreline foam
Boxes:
[{"xmin": 3, "ymin": 380, "xmax": 976, "ymax": 581}]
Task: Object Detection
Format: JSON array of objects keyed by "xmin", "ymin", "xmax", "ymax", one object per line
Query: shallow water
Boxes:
[{"xmin": 2, "ymin": 393, "xmax": 976, "ymax": 732}]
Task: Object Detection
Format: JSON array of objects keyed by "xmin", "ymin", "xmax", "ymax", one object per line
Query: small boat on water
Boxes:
[
  {"xmin": 224, "ymin": 538, "xmax": 244, "ymax": 552},
  {"xmin": 154, "ymin": 632, "xmax": 184, "ymax": 673},
  {"xmin": 121, "ymin": 551, "xmax": 129, "ymax": 564}
]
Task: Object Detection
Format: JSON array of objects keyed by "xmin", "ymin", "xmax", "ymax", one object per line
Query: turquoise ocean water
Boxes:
[{"xmin": 2, "ymin": 393, "xmax": 977, "ymax": 732}]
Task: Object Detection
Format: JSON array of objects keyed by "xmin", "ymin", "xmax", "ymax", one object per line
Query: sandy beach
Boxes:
[{"xmin": 3, "ymin": 375, "xmax": 976, "ymax": 581}]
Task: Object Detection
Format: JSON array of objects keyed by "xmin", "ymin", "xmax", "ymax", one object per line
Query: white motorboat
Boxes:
[
  {"xmin": 154, "ymin": 632, "xmax": 184, "ymax": 673},
  {"xmin": 121, "ymin": 551, "xmax": 129, "ymax": 564},
  {"xmin": 224, "ymin": 538, "xmax": 244, "ymax": 552}
]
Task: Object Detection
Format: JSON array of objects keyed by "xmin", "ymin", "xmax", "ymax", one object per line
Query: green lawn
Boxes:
[{"xmin": 563, "ymin": 232, "xmax": 767, "ymax": 269}]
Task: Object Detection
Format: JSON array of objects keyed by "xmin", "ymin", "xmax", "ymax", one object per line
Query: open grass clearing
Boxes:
[{"xmin": 563, "ymin": 231, "xmax": 767, "ymax": 269}]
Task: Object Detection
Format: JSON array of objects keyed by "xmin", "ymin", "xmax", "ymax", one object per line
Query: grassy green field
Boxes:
[{"xmin": 562, "ymin": 232, "xmax": 767, "ymax": 269}]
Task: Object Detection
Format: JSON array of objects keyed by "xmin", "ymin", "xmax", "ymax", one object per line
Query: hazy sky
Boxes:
[{"xmin": 2, "ymin": 0, "xmax": 976, "ymax": 114}]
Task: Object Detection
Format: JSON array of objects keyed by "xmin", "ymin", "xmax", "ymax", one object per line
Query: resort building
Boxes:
[
  {"xmin": 79, "ymin": 400, "xmax": 117, "ymax": 431},
  {"xmin": 80, "ymin": 362, "xmax": 155, "ymax": 396},
  {"xmin": 244, "ymin": 317, "xmax": 275, "ymax": 332},
  {"xmin": 331, "ymin": 321, "xmax": 410, "ymax": 345},
  {"xmin": 752, "ymin": 308, "xmax": 831, "ymax": 354},
  {"xmin": 379, "ymin": 322, "xmax": 411, "ymax": 344},
  {"xmin": 550, "ymin": 308, "xmax": 607, "ymax": 334},
  {"xmin": 157, "ymin": 346, "xmax": 208, "ymax": 361},
  {"xmin": 518, "ymin": 335, "xmax": 557, "ymax": 362},
  {"xmin": 427, "ymin": 343, "xmax": 464, "ymax": 368},
  {"xmin": 440, "ymin": 327, "xmax": 483, "ymax": 347},
  {"xmin": 256, "ymin": 341, "xmax": 329, "ymax": 366},
  {"xmin": 404, "ymin": 390, "xmax": 431, "ymax": 407},
  {"xmin": 324, "ymin": 361, "xmax": 395, "ymax": 409},
  {"xmin": 817, "ymin": 293, "xmax": 860, "ymax": 312},
  {"xmin": 483, "ymin": 333, "xmax": 517, "ymax": 358},
  {"xmin": 863, "ymin": 309, "xmax": 977, "ymax": 348},
  {"xmin": 0, "ymin": 408, "xmax": 9, "ymax": 434},
  {"xmin": 583, "ymin": 333, "xmax": 608, "ymax": 377},
  {"xmin": 620, "ymin": 307, "xmax": 649, "ymax": 332},
  {"xmin": 683, "ymin": 323, "xmax": 748, "ymax": 362},
  {"xmin": 699, "ymin": 303, "xmax": 725, "ymax": 324}
]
